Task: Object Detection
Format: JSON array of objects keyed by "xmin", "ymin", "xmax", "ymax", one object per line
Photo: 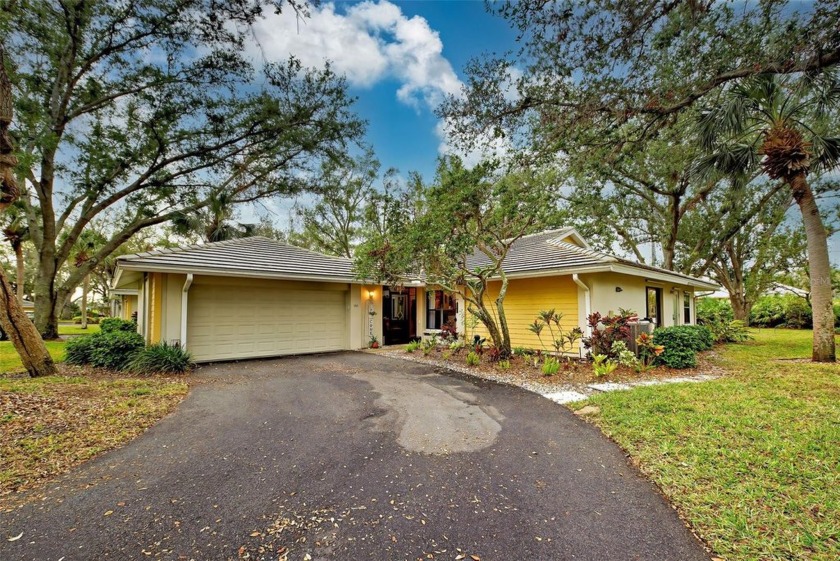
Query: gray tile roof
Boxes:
[
  {"xmin": 117, "ymin": 237, "xmax": 357, "ymax": 282},
  {"xmin": 466, "ymin": 229, "xmax": 716, "ymax": 288}
]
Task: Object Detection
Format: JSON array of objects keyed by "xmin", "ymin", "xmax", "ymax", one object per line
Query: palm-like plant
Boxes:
[
  {"xmin": 697, "ymin": 73, "xmax": 840, "ymax": 362},
  {"xmin": 2, "ymin": 200, "xmax": 29, "ymax": 303}
]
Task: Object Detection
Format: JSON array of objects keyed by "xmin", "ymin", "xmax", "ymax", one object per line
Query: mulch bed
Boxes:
[{"xmin": 380, "ymin": 346, "xmax": 725, "ymax": 393}]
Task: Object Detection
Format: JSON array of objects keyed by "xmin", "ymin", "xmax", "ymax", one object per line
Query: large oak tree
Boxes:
[{"xmin": 2, "ymin": 0, "xmax": 364, "ymax": 338}]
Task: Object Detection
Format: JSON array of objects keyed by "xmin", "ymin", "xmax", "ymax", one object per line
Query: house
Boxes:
[
  {"xmin": 111, "ymin": 229, "xmax": 717, "ymax": 363},
  {"xmin": 21, "ymin": 299, "xmax": 35, "ymax": 320},
  {"xmin": 460, "ymin": 229, "xmax": 718, "ymax": 352}
]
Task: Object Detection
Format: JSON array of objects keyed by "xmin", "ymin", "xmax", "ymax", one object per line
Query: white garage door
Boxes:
[{"xmin": 187, "ymin": 283, "xmax": 348, "ymax": 362}]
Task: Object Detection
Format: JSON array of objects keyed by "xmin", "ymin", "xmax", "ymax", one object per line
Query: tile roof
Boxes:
[
  {"xmin": 117, "ymin": 237, "xmax": 357, "ymax": 282},
  {"xmin": 466, "ymin": 229, "xmax": 717, "ymax": 288}
]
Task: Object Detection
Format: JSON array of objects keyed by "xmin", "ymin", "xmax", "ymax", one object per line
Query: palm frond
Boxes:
[{"xmin": 811, "ymin": 137, "xmax": 840, "ymax": 173}]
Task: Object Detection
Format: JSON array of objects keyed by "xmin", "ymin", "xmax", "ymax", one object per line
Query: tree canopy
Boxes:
[{"xmin": 2, "ymin": 0, "xmax": 364, "ymax": 337}]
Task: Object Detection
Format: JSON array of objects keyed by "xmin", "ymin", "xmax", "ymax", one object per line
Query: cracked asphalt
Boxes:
[{"xmin": 0, "ymin": 352, "xmax": 710, "ymax": 560}]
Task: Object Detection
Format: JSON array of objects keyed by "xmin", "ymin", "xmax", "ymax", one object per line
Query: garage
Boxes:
[
  {"xmin": 111, "ymin": 237, "xmax": 377, "ymax": 362},
  {"xmin": 187, "ymin": 281, "xmax": 348, "ymax": 362}
]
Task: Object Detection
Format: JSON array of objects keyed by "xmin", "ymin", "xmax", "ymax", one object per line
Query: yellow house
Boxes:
[
  {"xmin": 457, "ymin": 229, "xmax": 718, "ymax": 353},
  {"xmin": 111, "ymin": 230, "xmax": 716, "ymax": 363}
]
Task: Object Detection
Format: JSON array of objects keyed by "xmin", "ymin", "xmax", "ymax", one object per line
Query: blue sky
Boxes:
[{"xmin": 247, "ymin": 0, "xmax": 517, "ymax": 182}]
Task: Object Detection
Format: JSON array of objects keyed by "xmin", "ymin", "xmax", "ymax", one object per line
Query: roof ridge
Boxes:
[
  {"xmin": 545, "ymin": 238, "xmax": 616, "ymax": 263},
  {"xmin": 517, "ymin": 227, "xmax": 573, "ymax": 240},
  {"xmin": 119, "ymin": 236, "xmax": 276, "ymax": 261}
]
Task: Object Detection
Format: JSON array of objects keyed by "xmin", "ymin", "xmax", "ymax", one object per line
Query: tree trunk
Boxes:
[
  {"xmin": 13, "ymin": 240, "xmax": 24, "ymax": 303},
  {"xmin": 33, "ymin": 260, "xmax": 61, "ymax": 339},
  {"xmin": 80, "ymin": 274, "xmax": 88, "ymax": 329},
  {"xmin": 494, "ymin": 274, "xmax": 513, "ymax": 357},
  {"xmin": 791, "ymin": 173, "xmax": 835, "ymax": 362},
  {"xmin": 0, "ymin": 268, "xmax": 57, "ymax": 377}
]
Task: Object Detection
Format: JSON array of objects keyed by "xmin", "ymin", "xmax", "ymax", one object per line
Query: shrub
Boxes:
[
  {"xmin": 635, "ymin": 332, "xmax": 664, "ymax": 372},
  {"xmin": 750, "ymin": 295, "xmax": 812, "ymax": 328},
  {"xmin": 89, "ymin": 331, "xmax": 146, "ymax": 370},
  {"xmin": 528, "ymin": 309, "xmax": 583, "ymax": 356},
  {"xmin": 656, "ymin": 346, "xmax": 697, "ymax": 369},
  {"xmin": 652, "ymin": 326, "xmax": 712, "ymax": 369},
  {"xmin": 421, "ymin": 336, "xmax": 437, "ymax": 356},
  {"xmin": 100, "ymin": 317, "xmax": 137, "ymax": 333},
  {"xmin": 72, "ymin": 315, "xmax": 100, "ymax": 324},
  {"xmin": 610, "ymin": 340, "xmax": 638, "ymax": 369},
  {"xmin": 654, "ymin": 325, "xmax": 713, "ymax": 352},
  {"xmin": 704, "ymin": 318, "xmax": 751, "ymax": 343},
  {"xmin": 592, "ymin": 354, "xmax": 618, "ymax": 377},
  {"xmin": 583, "ymin": 310, "xmax": 633, "ymax": 358},
  {"xmin": 696, "ymin": 298, "xmax": 734, "ymax": 324},
  {"xmin": 512, "ymin": 347, "xmax": 530, "ymax": 357},
  {"xmin": 405, "ymin": 340, "xmax": 420, "ymax": 353},
  {"xmin": 127, "ymin": 342, "xmax": 193, "ymax": 375},
  {"xmin": 498, "ymin": 359, "xmax": 511, "ymax": 371},
  {"xmin": 541, "ymin": 357, "xmax": 560, "ymax": 376},
  {"xmin": 466, "ymin": 351, "xmax": 480, "ymax": 366},
  {"xmin": 65, "ymin": 335, "xmax": 96, "ymax": 365},
  {"xmin": 449, "ymin": 340, "xmax": 466, "ymax": 353},
  {"xmin": 439, "ymin": 322, "xmax": 457, "ymax": 342},
  {"xmin": 485, "ymin": 346, "xmax": 502, "ymax": 363}
]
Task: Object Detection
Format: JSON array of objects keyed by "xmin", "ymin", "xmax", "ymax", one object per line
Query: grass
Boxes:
[
  {"xmin": 0, "ymin": 323, "xmax": 101, "ymax": 373},
  {"xmin": 570, "ymin": 329, "xmax": 840, "ymax": 561},
  {"xmin": 0, "ymin": 368, "xmax": 188, "ymax": 505}
]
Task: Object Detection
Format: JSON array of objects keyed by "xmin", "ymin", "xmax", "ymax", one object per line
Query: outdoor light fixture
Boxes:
[
  {"xmin": 368, "ymin": 290, "xmax": 375, "ymax": 300},
  {"xmin": 615, "ymin": 287, "xmax": 623, "ymax": 292}
]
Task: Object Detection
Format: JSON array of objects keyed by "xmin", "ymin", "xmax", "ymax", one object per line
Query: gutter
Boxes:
[
  {"xmin": 180, "ymin": 273, "xmax": 194, "ymax": 349},
  {"xmin": 572, "ymin": 274, "xmax": 591, "ymax": 335}
]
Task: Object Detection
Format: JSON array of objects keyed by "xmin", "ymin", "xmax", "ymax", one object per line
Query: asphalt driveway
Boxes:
[{"xmin": 0, "ymin": 352, "xmax": 709, "ymax": 560}]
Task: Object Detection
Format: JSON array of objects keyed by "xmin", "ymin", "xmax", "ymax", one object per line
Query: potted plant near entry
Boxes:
[{"xmin": 369, "ymin": 335, "xmax": 380, "ymax": 349}]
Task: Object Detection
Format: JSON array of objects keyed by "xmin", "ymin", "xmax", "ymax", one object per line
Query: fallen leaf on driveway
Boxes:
[
  {"xmin": 103, "ymin": 511, "xmax": 113, "ymax": 516},
  {"xmin": 7, "ymin": 532, "xmax": 23, "ymax": 542}
]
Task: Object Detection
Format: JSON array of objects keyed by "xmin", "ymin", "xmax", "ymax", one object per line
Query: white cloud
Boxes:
[
  {"xmin": 248, "ymin": 1, "xmax": 513, "ymax": 168},
  {"xmin": 248, "ymin": 1, "xmax": 460, "ymax": 108}
]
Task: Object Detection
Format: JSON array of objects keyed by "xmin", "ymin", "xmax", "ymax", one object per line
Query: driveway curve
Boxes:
[{"xmin": 0, "ymin": 352, "xmax": 709, "ymax": 561}]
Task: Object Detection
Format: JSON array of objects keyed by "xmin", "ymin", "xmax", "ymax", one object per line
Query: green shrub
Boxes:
[
  {"xmin": 498, "ymin": 359, "xmax": 511, "ymax": 370},
  {"xmin": 72, "ymin": 315, "xmax": 100, "ymax": 324},
  {"xmin": 65, "ymin": 335, "xmax": 96, "ymax": 365},
  {"xmin": 466, "ymin": 351, "xmax": 480, "ymax": 366},
  {"xmin": 541, "ymin": 357, "xmax": 560, "ymax": 376},
  {"xmin": 656, "ymin": 346, "xmax": 697, "ymax": 369},
  {"xmin": 127, "ymin": 342, "xmax": 193, "ymax": 375},
  {"xmin": 652, "ymin": 326, "xmax": 711, "ymax": 369},
  {"xmin": 696, "ymin": 298, "xmax": 734, "ymax": 324},
  {"xmin": 704, "ymin": 318, "xmax": 751, "ymax": 343},
  {"xmin": 100, "ymin": 317, "xmax": 137, "ymax": 333},
  {"xmin": 592, "ymin": 354, "xmax": 618, "ymax": 377},
  {"xmin": 405, "ymin": 340, "xmax": 420, "ymax": 353},
  {"xmin": 654, "ymin": 325, "xmax": 713, "ymax": 353},
  {"xmin": 611, "ymin": 340, "xmax": 638, "ymax": 368},
  {"xmin": 750, "ymin": 295, "xmax": 812, "ymax": 328},
  {"xmin": 66, "ymin": 330, "xmax": 145, "ymax": 370}
]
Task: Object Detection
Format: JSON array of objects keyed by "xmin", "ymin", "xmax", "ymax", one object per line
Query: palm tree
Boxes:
[
  {"xmin": 697, "ymin": 73, "xmax": 840, "ymax": 362},
  {"xmin": 171, "ymin": 192, "xmax": 246, "ymax": 243},
  {"xmin": 2, "ymin": 200, "xmax": 28, "ymax": 303}
]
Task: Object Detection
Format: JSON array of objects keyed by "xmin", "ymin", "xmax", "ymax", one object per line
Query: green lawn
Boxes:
[
  {"xmin": 571, "ymin": 329, "xmax": 840, "ymax": 561},
  {"xmin": 0, "ymin": 324, "xmax": 100, "ymax": 373}
]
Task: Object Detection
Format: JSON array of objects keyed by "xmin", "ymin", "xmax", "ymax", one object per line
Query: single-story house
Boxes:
[
  {"xmin": 21, "ymin": 298, "xmax": 35, "ymax": 320},
  {"xmin": 111, "ymin": 229, "xmax": 717, "ymax": 363}
]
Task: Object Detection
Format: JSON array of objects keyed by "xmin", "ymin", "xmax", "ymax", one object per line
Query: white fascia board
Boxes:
[{"xmin": 608, "ymin": 264, "xmax": 719, "ymax": 290}]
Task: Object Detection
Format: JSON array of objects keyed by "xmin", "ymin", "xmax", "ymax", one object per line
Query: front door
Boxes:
[
  {"xmin": 646, "ymin": 287, "xmax": 663, "ymax": 327},
  {"xmin": 383, "ymin": 287, "xmax": 416, "ymax": 345}
]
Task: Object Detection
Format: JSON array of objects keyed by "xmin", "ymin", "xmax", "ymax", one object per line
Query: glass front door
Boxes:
[{"xmin": 646, "ymin": 287, "xmax": 663, "ymax": 326}]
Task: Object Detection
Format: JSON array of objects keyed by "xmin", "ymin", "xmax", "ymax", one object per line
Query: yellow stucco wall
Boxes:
[
  {"xmin": 148, "ymin": 273, "xmax": 164, "ymax": 344},
  {"xmin": 122, "ymin": 295, "xmax": 137, "ymax": 321},
  {"xmin": 471, "ymin": 275, "xmax": 579, "ymax": 352}
]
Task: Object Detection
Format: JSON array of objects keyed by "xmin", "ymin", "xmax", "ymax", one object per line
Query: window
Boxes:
[
  {"xmin": 684, "ymin": 292, "xmax": 692, "ymax": 324},
  {"xmin": 646, "ymin": 287, "xmax": 662, "ymax": 326},
  {"xmin": 426, "ymin": 290, "xmax": 456, "ymax": 329}
]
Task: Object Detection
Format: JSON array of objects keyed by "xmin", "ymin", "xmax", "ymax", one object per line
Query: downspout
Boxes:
[
  {"xmin": 572, "ymin": 274, "xmax": 591, "ymax": 335},
  {"xmin": 180, "ymin": 274, "xmax": 193, "ymax": 349}
]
